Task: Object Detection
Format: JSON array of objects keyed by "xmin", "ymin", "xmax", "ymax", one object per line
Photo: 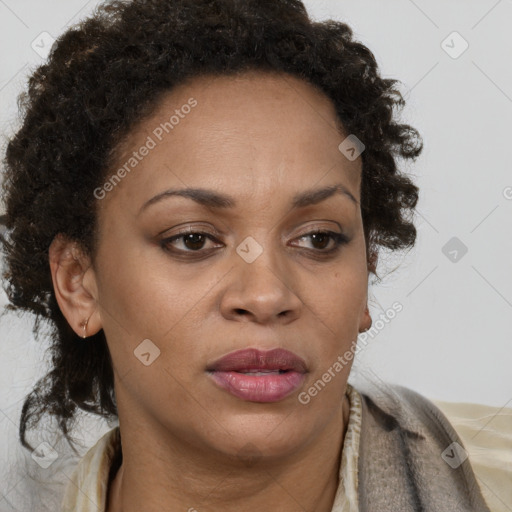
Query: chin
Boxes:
[{"xmin": 205, "ymin": 414, "xmax": 310, "ymax": 461}]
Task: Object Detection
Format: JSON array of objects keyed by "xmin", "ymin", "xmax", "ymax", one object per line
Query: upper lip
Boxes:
[{"xmin": 206, "ymin": 348, "xmax": 307, "ymax": 373}]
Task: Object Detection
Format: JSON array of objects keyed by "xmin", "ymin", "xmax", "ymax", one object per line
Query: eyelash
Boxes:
[{"xmin": 160, "ymin": 229, "xmax": 349, "ymax": 258}]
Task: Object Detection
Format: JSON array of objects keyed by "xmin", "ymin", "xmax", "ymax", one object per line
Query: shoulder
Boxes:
[
  {"xmin": 353, "ymin": 382, "xmax": 492, "ymax": 511},
  {"xmin": 433, "ymin": 399, "xmax": 512, "ymax": 512},
  {"xmin": 356, "ymin": 382, "xmax": 459, "ymax": 436},
  {"xmin": 60, "ymin": 426, "xmax": 120, "ymax": 512}
]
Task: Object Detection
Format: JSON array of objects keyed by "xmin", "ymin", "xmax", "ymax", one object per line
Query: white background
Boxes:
[{"xmin": 0, "ymin": 1, "xmax": 511, "ymax": 510}]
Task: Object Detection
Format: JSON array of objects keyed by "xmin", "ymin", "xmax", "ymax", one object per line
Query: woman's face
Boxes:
[{"xmin": 80, "ymin": 71, "xmax": 371, "ymax": 459}]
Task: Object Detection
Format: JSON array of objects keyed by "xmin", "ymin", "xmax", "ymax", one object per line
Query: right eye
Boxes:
[{"xmin": 160, "ymin": 230, "xmax": 224, "ymax": 255}]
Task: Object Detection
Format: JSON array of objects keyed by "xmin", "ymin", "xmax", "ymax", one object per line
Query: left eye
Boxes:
[{"xmin": 292, "ymin": 230, "xmax": 349, "ymax": 252}]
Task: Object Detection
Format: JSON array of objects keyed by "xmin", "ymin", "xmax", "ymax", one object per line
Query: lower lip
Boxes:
[{"xmin": 208, "ymin": 371, "xmax": 306, "ymax": 402}]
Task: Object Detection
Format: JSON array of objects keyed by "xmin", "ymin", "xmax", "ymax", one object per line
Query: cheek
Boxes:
[
  {"xmin": 95, "ymin": 236, "xmax": 223, "ymax": 346},
  {"xmin": 311, "ymin": 259, "xmax": 367, "ymax": 325},
  {"xmin": 304, "ymin": 262, "xmax": 367, "ymax": 360}
]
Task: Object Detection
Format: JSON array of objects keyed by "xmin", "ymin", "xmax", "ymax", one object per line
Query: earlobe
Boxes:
[
  {"xmin": 359, "ymin": 304, "xmax": 372, "ymax": 333},
  {"xmin": 49, "ymin": 233, "xmax": 102, "ymax": 339},
  {"xmin": 366, "ymin": 248, "xmax": 378, "ymax": 276}
]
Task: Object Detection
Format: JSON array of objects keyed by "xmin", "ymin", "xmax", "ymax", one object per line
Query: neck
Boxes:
[{"xmin": 107, "ymin": 394, "xmax": 350, "ymax": 512}]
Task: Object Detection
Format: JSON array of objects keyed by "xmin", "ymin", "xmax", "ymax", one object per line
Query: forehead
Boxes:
[{"xmin": 99, "ymin": 70, "xmax": 362, "ymax": 214}]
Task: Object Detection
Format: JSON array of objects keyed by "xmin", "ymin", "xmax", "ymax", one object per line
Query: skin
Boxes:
[{"xmin": 49, "ymin": 70, "xmax": 372, "ymax": 512}]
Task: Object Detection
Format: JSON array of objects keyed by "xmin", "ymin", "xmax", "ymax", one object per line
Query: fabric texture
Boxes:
[
  {"xmin": 432, "ymin": 399, "xmax": 512, "ymax": 512},
  {"xmin": 60, "ymin": 385, "xmax": 511, "ymax": 512},
  {"xmin": 357, "ymin": 384, "xmax": 491, "ymax": 511}
]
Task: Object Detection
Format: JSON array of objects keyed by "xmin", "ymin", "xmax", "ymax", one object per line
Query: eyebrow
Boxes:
[{"xmin": 139, "ymin": 183, "xmax": 357, "ymax": 215}]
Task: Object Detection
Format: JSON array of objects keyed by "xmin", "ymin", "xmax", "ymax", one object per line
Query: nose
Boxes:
[{"xmin": 219, "ymin": 240, "xmax": 303, "ymax": 325}]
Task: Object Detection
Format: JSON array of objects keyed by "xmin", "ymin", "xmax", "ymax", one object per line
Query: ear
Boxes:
[
  {"xmin": 358, "ymin": 304, "xmax": 372, "ymax": 333},
  {"xmin": 358, "ymin": 271, "xmax": 372, "ymax": 334},
  {"xmin": 359, "ymin": 248, "xmax": 376, "ymax": 333},
  {"xmin": 48, "ymin": 233, "xmax": 102, "ymax": 338},
  {"xmin": 367, "ymin": 246, "xmax": 378, "ymax": 276}
]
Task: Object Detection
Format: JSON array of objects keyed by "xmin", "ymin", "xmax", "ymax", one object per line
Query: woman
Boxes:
[{"xmin": 0, "ymin": 1, "xmax": 508, "ymax": 511}]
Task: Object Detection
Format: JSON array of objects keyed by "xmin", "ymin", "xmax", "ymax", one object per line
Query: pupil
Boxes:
[
  {"xmin": 312, "ymin": 233, "xmax": 329, "ymax": 249},
  {"xmin": 184, "ymin": 233, "xmax": 205, "ymax": 250}
]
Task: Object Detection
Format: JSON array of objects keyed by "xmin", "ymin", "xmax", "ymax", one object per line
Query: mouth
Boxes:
[{"xmin": 206, "ymin": 348, "xmax": 307, "ymax": 403}]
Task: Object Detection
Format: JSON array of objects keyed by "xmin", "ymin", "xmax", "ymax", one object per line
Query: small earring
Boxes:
[{"xmin": 80, "ymin": 317, "xmax": 90, "ymax": 339}]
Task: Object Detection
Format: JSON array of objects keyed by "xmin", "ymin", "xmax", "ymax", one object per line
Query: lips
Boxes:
[
  {"xmin": 207, "ymin": 348, "xmax": 307, "ymax": 373},
  {"xmin": 206, "ymin": 348, "xmax": 307, "ymax": 403}
]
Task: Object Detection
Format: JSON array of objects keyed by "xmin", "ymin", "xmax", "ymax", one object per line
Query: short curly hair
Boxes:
[{"xmin": 0, "ymin": 0, "xmax": 422, "ymax": 453}]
